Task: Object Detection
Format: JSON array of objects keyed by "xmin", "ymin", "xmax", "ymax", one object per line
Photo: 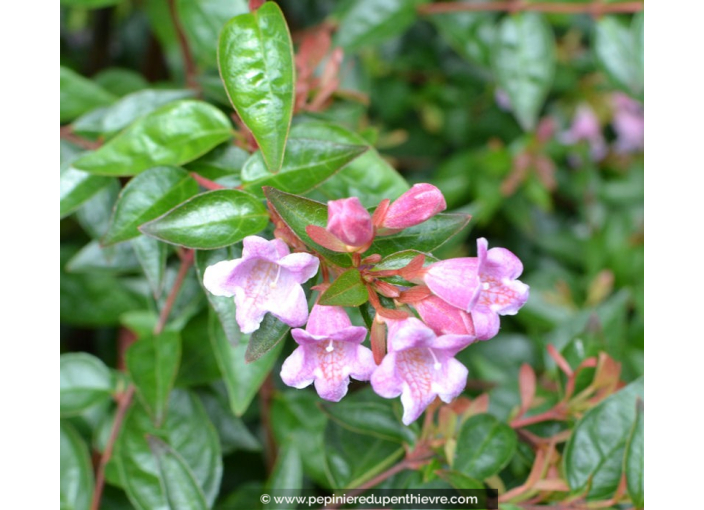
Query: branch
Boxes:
[
  {"xmin": 166, "ymin": 0, "xmax": 200, "ymax": 93},
  {"xmin": 418, "ymin": 1, "xmax": 644, "ymax": 15},
  {"xmin": 90, "ymin": 250, "xmax": 195, "ymax": 510}
]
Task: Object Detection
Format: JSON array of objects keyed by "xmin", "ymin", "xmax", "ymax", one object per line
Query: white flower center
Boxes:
[
  {"xmin": 326, "ymin": 339, "xmax": 335, "ymax": 352},
  {"xmin": 269, "ymin": 265, "xmax": 282, "ymax": 289},
  {"xmin": 428, "ymin": 348, "xmax": 441, "ymax": 370}
]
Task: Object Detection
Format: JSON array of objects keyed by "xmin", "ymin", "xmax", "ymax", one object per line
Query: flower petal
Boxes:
[
  {"xmin": 470, "ymin": 307, "xmax": 501, "ymax": 340},
  {"xmin": 202, "ymin": 259, "xmax": 242, "ymax": 297},
  {"xmin": 370, "ymin": 353, "xmax": 403, "ymax": 399},
  {"xmin": 429, "ymin": 334, "xmax": 475, "ymax": 357},
  {"xmin": 414, "ymin": 296, "xmax": 475, "ymax": 336},
  {"xmin": 242, "ymin": 235, "xmax": 289, "ymax": 263},
  {"xmin": 483, "ymin": 246, "xmax": 524, "ymax": 281},
  {"xmin": 386, "ymin": 318, "xmax": 436, "ymax": 352},
  {"xmin": 234, "ymin": 287, "xmax": 269, "ymax": 334},
  {"xmin": 305, "ymin": 304, "xmax": 352, "ymax": 336},
  {"xmin": 349, "ymin": 345, "xmax": 376, "ymax": 381},
  {"xmin": 278, "ymin": 252, "xmax": 320, "ymax": 284},
  {"xmin": 280, "ymin": 347, "xmax": 315, "ymax": 389},
  {"xmin": 433, "ymin": 358, "xmax": 468, "ymax": 403},
  {"xmin": 266, "ymin": 275, "xmax": 309, "ymax": 328},
  {"xmin": 423, "ymin": 258, "xmax": 481, "ymax": 312}
]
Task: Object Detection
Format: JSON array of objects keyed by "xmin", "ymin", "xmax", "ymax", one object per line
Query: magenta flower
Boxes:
[
  {"xmin": 327, "ymin": 197, "xmax": 374, "ymax": 247},
  {"xmin": 371, "ymin": 318, "xmax": 472, "ymax": 425},
  {"xmin": 612, "ymin": 93, "xmax": 644, "ymax": 154},
  {"xmin": 202, "ymin": 236, "xmax": 319, "ymax": 334},
  {"xmin": 280, "ymin": 304, "xmax": 375, "ymax": 401},
  {"xmin": 413, "ymin": 295, "xmax": 476, "ymax": 338},
  {"xmin": 471, "ymin": 238, "xmax": 530, "ymax": 340},
  {"xmin": 418, "ymin": 257, "xmax": 482, "ymax": 312},
  {"xmin": 380, "ymin": 183, "xmax": 447, "ymax": 230}
]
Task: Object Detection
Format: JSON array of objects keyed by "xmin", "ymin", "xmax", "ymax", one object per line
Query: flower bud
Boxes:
[
  {"xmin": 381, "ymin": 184, "xmax": 447, "ymax": 230},
  {"xmin": 326, "ymin": 197, "xmax": 373, "ymax": 248}
]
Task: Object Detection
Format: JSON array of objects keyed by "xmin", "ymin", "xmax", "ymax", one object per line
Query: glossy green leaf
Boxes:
[
  {"xmin": 492, "ymin": 13, "xmax": 556, "ymax": 131},
  {"xmin": 564, "ymin": 377, "xmax": 644, "ymax": 499},
  {"xmin": 321, "ymin": 401, "xmax": 416, "ymax": 444},
  {"xmin": 60, "ymin": 148, "xmax": 114, "ymax": 219},
  {"xmin": 195, "ymin": 246, "xmax": 242, "ymax": 345},
  {"xmin": 177, "ymin": 313, "xmax": 224, "ymax": 387},
  {"xmin": 60, "ymin": 353, "xmax": 116, "ymax": 416},
  {"xmin": 241, "ymin": 138, "xmax": 368, "ymax": 198},
  {"xmin": 594, "ymin": 16, "xmax": 644, "ymax": 99},
  {"xmin": 76, "ymin": 179, "xmax": 121, "ymax": 239},
  {"xmin": 177, "ymin": 0, "xmax": 249, "ymax": 68},
  {"xmin": 103, "ymin": 167, "xmax": 199, "ymax": 245},
  {"xmin": 146, "ymin": 436, "xmax": 209, "ymax": 510},
  {"xmin": 334, "ymin": 0, "xmax": 424, "ymax": 51},
  {"xmin": 625, "ymin": 399, "xmax": 644, "ymax": 508},
  {"xmin": 73, "ymin": 89, "xmax": 195, "ymax": 139},
  {"xmin": 454, "ymin": 413, "xmax": 518, "ymax": 480},
  {"xmin": 115, "ymin": 390, "xmax": 222, "ymax": 509},
  {"xmin": 93, "ymin": 67, "xmax": 150, "ymax": 97},
  {"xmin": 72, "ymin": 100, "xmax": 232, "ymax": 176},
  {"xmin": 263, "ymin": 187, "xmax": 351, "ymax": 267},
  {"xmin": 66, "ymin": 240, "xmax": 141, "ymax": 274},
  {"xmin": 60, "ymin": 421, "xmax": 94, "ymax": 510},
  {"xmin": 209, "ymin": 311, "xmax": 284, "ymax": 416},
  {"xmin": 60, "ymin": 0, "xmax": 120, "ymax": 7},
  {"xmin": 185, "ymin": 143, "xmax": 249, "ymax": 188},
  {"xmin": 126, "ymin": 331, "xmax": 182, "ymax": 425},
  {"xmin": 428, "ymin": 12, "xmax": 496, "ymax": 69},
  {"xmin": 267, "ymin": 443, "xmax": 303, "ymax": 498},
  {"xmin": 319, "ymin": 269, "xmax": 369, "ymax": 307},
  {"xmin": 218, "ymin": 1, "xmax": 295, "ymax": 172},
  {"xmin": 60, "ymin": 66, "xmax": 117, "ymax": 123},
  {"xmin": 132, "ymin": 236, "xmax": 169, "ymax": 298},
  {"xmin": 369, "ymin": 213, "xmax": 471, "ymax": 258},
  {"xmin": 246, "ymin": 314, "xmax": 291, "ymax": 363},
  {"xmin": 289, "ymin": 122, "xmax": 409, "ymax": 207},
  {"xmin": 196, "ymin": 384, "xmax": 261, "ymax": 455},
  {"xmin": 140, "ymin": 190, "xmax": 268, "ymax": 249}
]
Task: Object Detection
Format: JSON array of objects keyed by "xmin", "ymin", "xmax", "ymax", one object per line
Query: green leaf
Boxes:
[
  {"xmin": 177, "ymin": 313, "xmax": 224, "ymax": 387},
  {"xmin": 209, "ymin": 311, "xmax": 284, "ymax": 416},
  {"xmin": 93, "ymin": 67, "xmax": 150, "ymax": 97},
  {"xmin": 218, "ymin": 1, "xmax": 295, "ymax": 173},
  {"xmin": 72, "ymin": 100, "xmax": 233, "ymax": 176},
  {"xmin": 594, "ymin": 15, "xmax": 644, "ymax": 99},
  {"xmin": 196, "ymin": 384, "xmax": 261, "ymax": 455},
  {"xmin": 321, "ymin": 401, "xmax": 416, "ymax": 444},
  {"xmin": 267, "ymin": 443, "xmax": 303, "ymax": 497},
  {"xmin": 263, "ymin": 187, "xmax": 351, "ymax": 267},
  {"xmin": 625, "ymin": 399, "xmax": 644, "ymax": 508},
  {"xmin": 60, "ymin": 421, "xmax": 94, "ymax": 510},
  {"xmin": 334, "ymin": 0, "xmax": 424, "ymax": 52},
  {"xmin": 246, "ymin": 314, "xmax": 291, "ymax": 363},
  {"xmin": 61, "ymin": 0, "xmax": 120, "ymax": 7},
  {"xmin": 132, "ymin": 236, "xmax": 169, "ymax": 298},
  {"xmin": 73, "ymin": 89, "xmax": 195, "ymax": 139},
  {"xmin": 195, "ymin": 246, "xmax": 242, "ymax": 345},
  {"xmin": 60, "ymin": 155, "xmax": 114, "ymax": 219},
  {"xmin": 454, "ymin": 413, "xmax": 518, "ymax": 480},
  {"xmin": 492, "ymin": 13, "xmax": 556, "ymax": 131},
  {"xmin": 115, "ymin": 390, "xmax": 222, "ymax": 509},
  {"xmin": 176, "ymin": 0, "xmax": 249, "ymax": 68},
  {"xmin": 126, "ymin": 331, "xmax": 182, "ymax": 425},
  {"xmin": 185, "ymin": 143, "xmax": 249, "ymax": 188},
  {"xmin": 66, "ymin": 240, "xmax": 141, "ymax": 274},
  {"xmin": 318, "ymin": 269, "xmax": 369, "ymax": 307},
  {"xmin": 140, "ymin": 190, "xmax": 268, "ymax": 249},
  {"xmin": 435, "ymin": 470, "xmax": 485, "ymax": 492},
  {"xmin": 61, "ymin": 353, "xmax": 116, "ymax": 416},
  {"xmin": 564, "ymin": 377, "xmax": 644, "ymax": 499},
  {"xmin": 289, "ymin": 122, "xmax": 409, "ymax": 207},
  {"xmin": 369, "ymin": 213, "xmax": 471, "ymax": 258},
  {"xmin": 146, "ymin": 436, "xmax": 209, "ymax": 510},
  {"xmin": 241, "ymin": 138, "xmax": 368, "ymax": 198},
  {"xmin": 373, "ymin": 249, "xmax": 438, "ymax": 285},
  {"xmin": 76, "ymin": 179, "xmax": 121, "ymax": 239},
  {"xmin": 103, "ymin": 167, "xmax": 199, "ymax": 245},
  {"xmin": 429, "ymin": 12, "xmax": 496, "ymax": 70},
  {"xmin": 60, "ymin": 66, "xmax": 117, "ymax": 123}
]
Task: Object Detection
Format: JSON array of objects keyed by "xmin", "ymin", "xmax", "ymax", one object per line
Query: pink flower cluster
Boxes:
[{"xmin": 203, "ymin": 184, "xmax": 529, "ymax": 424}]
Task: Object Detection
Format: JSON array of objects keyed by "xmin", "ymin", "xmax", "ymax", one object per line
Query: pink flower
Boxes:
[
  {"xmin": 413, "ymin": 295, "xmax": 476, "ymax": 338},
  {"xmin": 306, "ymin": 197, "xmax": 373, "ymax": 252},
  {"xmin": 561, "ymin": 104, "xmax": 607, "ymax": 161},
  {"xmin": 280, "ymin": 304, "xmax": 375, "ymax": 401},
  {"xmin": 612, "ymin": 93, "xmax": 644, "ymax": 154},
  {"xmin": 203, "ymin": 236, "xmax": 319, "ymax": 334},
  {"xmin": 417, "ymin": 257, "xmax": 482, "ymax": 312},
  {"xmin": 371, "ymin": 318, "xmax": 472, "ymax": 425},
  {"xmin": 379, "ymin": 183, "xmax": 447, "ymax": 230},
  {"xmin": 471, "ymin": 238, "xmax": 530, "ymax": 340}
]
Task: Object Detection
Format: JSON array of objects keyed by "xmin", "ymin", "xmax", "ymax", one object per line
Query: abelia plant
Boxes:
[{"xmin": 202, "ymin": 184, "xmax": 529, "ymax": 423}]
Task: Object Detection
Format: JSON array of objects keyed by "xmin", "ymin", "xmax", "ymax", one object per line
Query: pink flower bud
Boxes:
[
  {"xmin": 381, "ymin": 184, "xmax": 447, "ymax": 230},
  {"xmin": 326, "ymin": 197, "xmax": 373, "ymax": 248}
]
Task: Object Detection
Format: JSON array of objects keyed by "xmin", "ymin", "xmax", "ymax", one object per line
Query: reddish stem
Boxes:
[
  {"xmin": 190, "ymin": 172, "xmax": 227, "ymax": 190},
  {"xmin": 418, "ymin": 1, "xmax": 643, "ymax": 15},
  {"xmin": 166, "ymin": 0, "xmax": 200, "ymax": 93}
]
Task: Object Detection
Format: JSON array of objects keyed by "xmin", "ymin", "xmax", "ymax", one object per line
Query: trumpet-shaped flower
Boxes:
[
  {"xmin": 371, "ymin": 318, "xmax": 472, "ymax": 425},
  {"xmin": 413, "ymin": 295, "xmax": 476, "ymax": 338},
  {"xmin": 418, "ymin": 257, "xmax": 482, "ymax": 312},
  {"xmin": 471, "ymin": 238, "xmax": 530, "ymax": 340},
  {"xmin": 327, "ymin": 197, "xmax": 374, "ymax": 248},
  {"xmin": 380, "ymin": 183, "xmax": 447, "ymax": 230},
  {"xmin": 281, "ymin": 304, "xmax": 375, "ymax": 401},
  {"xmin": 203, "ymin": 236, "xmax": 319, "ymax": 334}
]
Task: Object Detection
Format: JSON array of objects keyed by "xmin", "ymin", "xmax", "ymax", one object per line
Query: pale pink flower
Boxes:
[
  {"xmin": 203, "ymin": 236, "xmax": 319, "ymax": 334},
  {"xmin": 380, "ymin": 183, "xmax": 447, "ymax": 230},
  {"xmin": 418, "ymin": 257, "xmax": 482, "ymax": 312},
  {"xmin": 471, "ymin": 238, "xmax": 530, "ymax": 340},
  {"xmin": 413, "ymin": 295, "xmax": 476, "ymax": 338},
  {"xmin": 280, "ymin": 304, "xmax": 375, "ymax": 401},
  {"xmin": 561, "ymin": 104, "xmax": 607, "ymax": 161},
  {"xmin": 371, "ymin": 318, "xmax": 472, "ymax": 425},
  {"xmin": 612, "ymin": 93, "xmax": 644, "ymax": 154}
]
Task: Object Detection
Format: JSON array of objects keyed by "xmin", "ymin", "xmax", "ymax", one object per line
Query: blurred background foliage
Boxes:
[{"xmin": 60, "ymin": 1, "xmax": 643, "ymax": 509}]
